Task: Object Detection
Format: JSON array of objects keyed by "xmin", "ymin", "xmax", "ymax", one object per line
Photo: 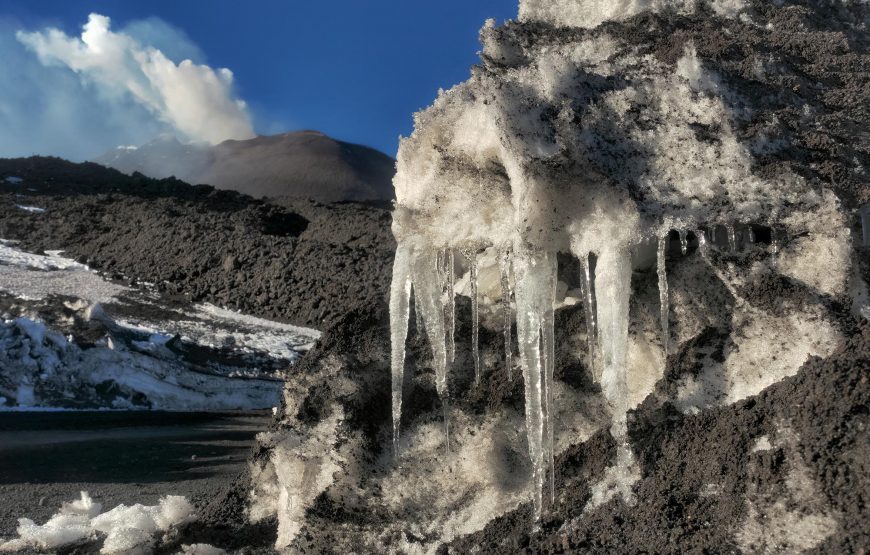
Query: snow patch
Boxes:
[
  {"xmin": 0, "ymin": 491, "xmax": 194, "ymax": 554},
  {"xmin": 0, "ymin": 240, "xmax": 127, "ymax": 302},
  {"xmin": 4, "ymin": 176, "xmax": 23, "ymax": 184},
  {"xmin": 180, "ymin": 544, "xmax": 226, "ymax": 555},
  {"xmin": 14, "ymin": 205, "xmax": 45, "ymax": 213}
]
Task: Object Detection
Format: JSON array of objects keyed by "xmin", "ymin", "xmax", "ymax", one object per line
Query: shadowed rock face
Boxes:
[{"xmin": 94, "ymin": 130, "xmax": 397, "ymax": 203}]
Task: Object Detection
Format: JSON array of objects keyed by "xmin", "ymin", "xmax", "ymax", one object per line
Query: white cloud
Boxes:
[{"xmin": 15, "ymin": 13, "xmax": 255, "ymax": 146}]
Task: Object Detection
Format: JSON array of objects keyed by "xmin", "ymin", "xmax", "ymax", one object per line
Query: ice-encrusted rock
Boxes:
[
  {"xmin": 389, "ymin": 0, "xmax": 862, "ymax": 523},
  {"xmin": 238, "ymin": 1, "xmax": 868, "ymax": 552}
]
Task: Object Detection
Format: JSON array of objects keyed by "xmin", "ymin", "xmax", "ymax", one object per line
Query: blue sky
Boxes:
[{"xmin": 0, "ymin": 0, "xmax": 517, "ymax": 160}]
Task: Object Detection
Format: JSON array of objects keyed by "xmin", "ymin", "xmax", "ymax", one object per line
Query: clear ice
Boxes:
[
  {"xmin": 678, "ymin": 229, "xmax": 688, "ymax": 255},
  {"xmin": 580, "ymin": 254, "xmax": 598, "ymax": 379},
  {"xmin": 657, "ymin": 235, "xmax": 669, "ymax": 357},
  {"xmin": 727, "ymin": 224, "xmax": 737, "ymax": 253},
  {"xmin": 463, "ymin": 249, "xmax": 481, "ymax": 384},
  {"xmin": 389, "ymin": 244, "xmax": 413, "ymax": 455},
  {"xmin": 513, "ymin": 249, "xmax": 558, "ymax": 519},
  {"xmin": 500, "ymin": 251, "xmax": 514, "ymax": 381},
  {"xmin": 593, "ymin": 248, "xmax": 632, "ymax": 439},
  {"xmin": 441, "ymin": 249, "xmax": 456, "ymax": 365},
  {"xmin": 414, "ymin": 249, "xmax": 451, "ymax": 452}
]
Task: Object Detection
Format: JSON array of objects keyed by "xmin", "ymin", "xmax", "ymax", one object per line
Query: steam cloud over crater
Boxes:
[{"xmin": 16, "ymin": 13, "xmax": 255, "ymax": 145}]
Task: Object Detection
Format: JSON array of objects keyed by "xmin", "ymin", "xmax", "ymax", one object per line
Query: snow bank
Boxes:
[
  {"xmin": 0, "ymin": 492, "xmax": 195, "ymax": 554},
  {"xmin": 0, "ymin": 316, "xmax": 283, "ymax": 410}
]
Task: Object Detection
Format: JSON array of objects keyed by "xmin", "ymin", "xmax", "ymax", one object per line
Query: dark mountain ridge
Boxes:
[{"xmin": 93, "ymin": 130, "xmax": 397, "ymax": 203}]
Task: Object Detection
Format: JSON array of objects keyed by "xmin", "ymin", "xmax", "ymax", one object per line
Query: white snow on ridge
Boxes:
[
  {"xmin": 0, "ymin": 491, "xmax": 195, "ymax": 554},
  {"xmin": 0, "ymin": 241, "xmax": 319, "ymax": 410},
  {"xmin": 0, "ymin": 241, "xmax": 319, "ymax": 361},
  {"xmin": 195, "ymin": 303, "xmax": 321, "ymax": 354},
  {"xmin": 115, "ymin": 303, "xmax": 320, "ymax": 363},
  {"xmin": 4, "ymin": 176, "xmax": 23, "ymax": 184},
  {"xmin": 0, "ymin": 241, "xmax": 87, "ymax": 271},
  {"xmin": 14, "ymin": 205, "xmax": 45, "ymax": 213}
]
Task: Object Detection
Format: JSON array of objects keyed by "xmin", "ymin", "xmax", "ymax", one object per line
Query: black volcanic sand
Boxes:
[
  {"xmin": 0, "ymin": 157, "xmax": 394, "ymax": 329},
  {"xmin": 0, "ymin": 411, "xmax": 273, "ymax": 549}
]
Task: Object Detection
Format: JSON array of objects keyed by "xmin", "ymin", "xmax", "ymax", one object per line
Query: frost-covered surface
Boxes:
[
  {"xmin": 518, "ymin": 0, "xmax": 749, "ymax": 29},
  {"xmin": 380, "ymin": 0, "xmax": 865, "ymax": 547},
  {"xmin": 389, "ymin": 4, "xmax": 858, "ymax": 525},
  {"xmin": 178, "ymin": 1, "xmax": 870, "ymax": 552},
  {"xmin": 0, "ymin": 491, "xmax": 195, "ymax": 553}
]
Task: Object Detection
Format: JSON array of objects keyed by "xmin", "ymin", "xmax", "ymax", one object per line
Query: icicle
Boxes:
[
  {"xmin": 656, "ymin": 235, "xmax": 669, "ymax": 358},
  {"xmin": 513, "ymin": 249, "xmax": 557, "ymax": 521},
  {"xmin": 411, "ymin": 249, "xmax": 450, "ymax": 453},
  {"xmin": 500, "ymin": 251, "xmax": 513, "ymax": 381},
  {"xmin": 678, "ymin": 229, "xmax": 688, "ymax": 255},
  {"xmin": 414, "ymin": 287, "xmax": 425, "ymax": 335},
  {"xmin": 771, "ymin": 227, "xmax": 780, "ymax": 267},
  {"xmin": 440, "ymin": 249, "xmax": 456, "ymax": 365},
  {"xmin": 389, "ymin": 243, "xmax": 413, "ymax": 456},
  {"xmin": 580, "ymin": 254, "xmax": 598, "ymax": 380},
  {"xmin": 747, "ymin": 225, "xmax": 756, "ymax": 244},
  {"xmin": 595, "ymin": 247, "xmax": 633, "ymax": 440},
  {"xmin": 541, "ymin": 255, "xmax": 557, "ymax": 506},
  {"xmin": 697, "ymin": 229, "xmax": 710, "ymax": 258},
  {"xmin": 726, "ymin": 224, "xmax": 737, "ymax": 253},
  {"xmin": 462, "ymin": 249, "xmax": 481, "ymax": 384}
]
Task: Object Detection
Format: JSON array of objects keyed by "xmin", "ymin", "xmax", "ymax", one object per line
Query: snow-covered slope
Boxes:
[{"xmin": 0, "ymin": 242, "xmax": 320, "ymax": 411}]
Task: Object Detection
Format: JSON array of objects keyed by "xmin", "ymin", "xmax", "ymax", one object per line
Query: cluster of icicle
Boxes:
[{"xmin": 390, "ymin": 223, "xmax": 780, "ymax": 521}]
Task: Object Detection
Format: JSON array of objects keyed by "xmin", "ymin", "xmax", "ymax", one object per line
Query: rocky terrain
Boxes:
[{"xmin": 0, "ymin": 157, "xmax": 394, "ymax": 330}]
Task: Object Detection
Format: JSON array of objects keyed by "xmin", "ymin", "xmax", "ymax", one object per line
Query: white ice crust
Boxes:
[{"xmin": 387, "ymin": 10, "xmax": 852, "ymax": 524}]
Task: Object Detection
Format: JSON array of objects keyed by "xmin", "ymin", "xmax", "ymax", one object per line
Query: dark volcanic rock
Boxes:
[{"xmin": 0, "ymin": 157, "xmax": 394, "ymax": 329}]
